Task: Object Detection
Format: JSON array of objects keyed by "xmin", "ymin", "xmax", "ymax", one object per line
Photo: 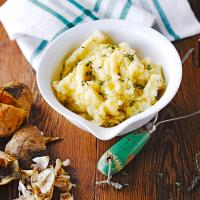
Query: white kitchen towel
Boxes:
[{"xmin": 0, "ymin": 0, "xmax": 200, "ymax": 71}]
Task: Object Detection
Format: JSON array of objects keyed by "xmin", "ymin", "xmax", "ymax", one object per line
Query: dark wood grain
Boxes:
[
  {"xmin": 0, "ymin": 0, "xmax": 200, "ymax": 200},
  {"xmin": 0, "ymin": 12, "xmax": 97, "ymax": 200}
]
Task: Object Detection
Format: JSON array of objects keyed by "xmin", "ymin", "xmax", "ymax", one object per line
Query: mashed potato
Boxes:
[{"xmin": 53, "ymin": 31, "xmax": 165, "ymax": 127}]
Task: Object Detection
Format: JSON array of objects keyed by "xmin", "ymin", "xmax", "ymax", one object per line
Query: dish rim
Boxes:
[{"xmin": 36, "ymin": 19, "xmax": 182, "ymax": 140}]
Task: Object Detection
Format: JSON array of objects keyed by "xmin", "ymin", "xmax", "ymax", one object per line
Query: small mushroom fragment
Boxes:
[
  {"xmin": 1, "ymin": 81, "xmax": 33, "ymax": 115},
  {"xmin": 55, "ymin": 175, "xmax": 73, "ymax": 192},
  {"xmin": 0, "ymin": 103, "xmax": 27, "ymax": 137},
  {"xmin": 15, "ymin": 156, "xmax": 74, "ymax": 200},
  {"xmin": 60, "ymin": 192, "xmax": 74, "ymax": 200},
  {"xmin": 5, "ymin": 125, "xmax": 61, "ymax": 160},
  {"xmin": 0, "ymin": 151, "xmax": 20, "ymax": 185}
]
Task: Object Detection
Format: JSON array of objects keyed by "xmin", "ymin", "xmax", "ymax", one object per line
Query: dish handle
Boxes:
[{"xmin": 97, "ymin": 127, "xmax": 151, "ymax": 176}]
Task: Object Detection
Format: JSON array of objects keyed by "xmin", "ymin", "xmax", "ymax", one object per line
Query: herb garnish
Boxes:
[
  {"xmin": 86, "ymin": 70, "xmax": 95, "ymax": 80},
  {"xmin": 126, "ymin": 85, "xmax": 131, "ymax": 90},
  {"xmin": 119, "ymin": 77, "xmax": 124, "ymax": 82},
  {"xmin": 99, "ymin": 91, "xmax": 106, "ymax": 99},
  {"xmin": 134, "ymin": 83, "xmax": 145, "ymax": 89},
  {"xmin": 156, "ymin": 172, "xmax": 165, "ymax": 179},
  {"xmin": 124, "ymin": 53, "xmax": 135, "ymax": 62},
  {"xmin": 175, "ymin": 182, "xmax": 182, "ymax": 191},
  {"xmin": 146, "ymin": 64, "xmax": 152, "ymax": 70},
  {"xmin": 107, "ymin": 44, "xmax": 119, "ymax": 50},
  {"xmin": 81, "ymin": 80, "xmax": 85, "ymax": 86},
  {"xmin": 129, "ymin": 100, "xmax": 135, "ymax": 106},
  {"xmin": 187, "ymin": 152, "xmax": 200, "ymax": 192},
  {"xmin": 98, "ymin": 80, "xmax": 105, "ymax": 86},
  {"xmin": 86, "ymin": 61, "xmax": 92, "ymax": 67}
]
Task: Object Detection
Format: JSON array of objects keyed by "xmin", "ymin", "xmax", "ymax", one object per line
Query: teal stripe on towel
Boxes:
[
  {"xmin": 68, "ymin": 0, "xmax": 99, "ymax": 20},
  {"xmin": 52, "ymin": 14, "xmax": 85, "ymax": 40},
  {"xmin": 104, "ymin": 0, "xmax": 117, "ymax": 18},
  {"xmin": 28, "ymin": 0, "xmax": 73, "ymax": 27},
  {"xmin": 30, "ymin": 40, "xmax": 48, "ymax": 62},
  {"xmin": 152, "ymin": 0, "xmax": 180, "ymax": 40},
  {"xmin": 120, "ymin": 0, "xmax": 132, "ymax": 19},
  {"xmin": 30, "ymin": 14, "xmax": 85, "ymax": 62},
  {"xmin": 93, "ymin": 0, "xmax": 101, "ymax": 12}
]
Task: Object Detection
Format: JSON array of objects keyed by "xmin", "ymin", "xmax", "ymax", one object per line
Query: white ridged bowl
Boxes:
[{"xmin": 37, "ymin": 19, "xmax": 182, "ymax": 140}]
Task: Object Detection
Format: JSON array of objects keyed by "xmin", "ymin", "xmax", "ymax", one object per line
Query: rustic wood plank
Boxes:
[
  {"xmin": 95, "ymin": 34, "xmax": 200, "ymax": 200},
  {"xmin": 0, "ymin": 24, "xmax": 96, "ymax": 200},
  {"xmin": 0, "ymin": 0, "xmax": 200, "ymax": 200}
]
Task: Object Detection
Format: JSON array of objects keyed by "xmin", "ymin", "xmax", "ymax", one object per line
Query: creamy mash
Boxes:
[{"xmin": 53, "ymin": 32, "xmax": 165, "ymax": 127}]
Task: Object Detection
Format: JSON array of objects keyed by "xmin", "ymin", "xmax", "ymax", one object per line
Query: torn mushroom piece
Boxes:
[
  {"xmin": 0, "ymin": 151, "xmax": 20, "ymax": 185},
  {"xmin": 5, "ymin": 125, "xmax": 61, "ymax": 160},
  {"xmin": 60, "ymin": 192, "xmax": 74, "ymax": 200},
  {"xmin": 54, "ymin": 159, "xmax": 73, "ymax": 192},
  {"xmin": 0, "ymin": 81, "xmax": 33, "ymax": 137},
  {"xmin": 1, "ymin": 81, "xmax": 33, "ymax": 116},
  {"xmin": 15, "ymin": 156, "xmax": 74, "ymax": 200},
  {"xmin": 55, "ymin": 175, "xmax": 73, "ymax": 192},
  {"xmin": 0, "ymin": 103, "xmax": 27, "ymax": 137}
]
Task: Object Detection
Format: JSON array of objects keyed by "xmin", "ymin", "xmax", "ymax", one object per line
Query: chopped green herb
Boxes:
[
  {"xmin": 134, "ymin": 83, "xmax": 145, "ymax": 89},
  {"xmin": 81, "ymin": 46, "xmax": 85, "ymax": 48},
  {"xmin": 187, "ymin": 152, "xmax": 200, "ymax": 192},
  {"xmin": 81, "ymin": 80, "xmax": 85, "ymax": 86},
  {"xmin": 98, "ymin": 80, "xmax": 105, "ymax": 86},
  {"xmin": 156, "ymin": 172, "xmax": 165, "ymax": 179},
  {"xmin": 86, "ymin": 61, "xmax": 92, "ymax": 67},
  {"xmin": 175, "ymin": 182, "xmax": 182, "ymax": 191},
  {"xmin": 187, "ymin": 176, "xmax": 200, "ymax": 192},
  {"xmin": 126, "ymin": 85, "xmax": 131, "ymax": 90},
  {"xmin": 107, "ymin": 44, "xmax": 119, "ymax": 50},
  {"xmin": 98, "ymin": 66, "xmax": 102, "ymax": 69},
  {"xmin": 99, "ymin": 91, "xmax": 106, "ymax": 99},
  {"xmin": 146, "ymin": 64, "xmax": 152, "ymax": 70},
  {"xmin": 124, "ymin": 53, "xmax": 134, "ymax": 62},
  {"xmin": 119, "ymin": 77, "xmax": 124, "ymax": 82},
  {"xmin": 59, "ymin": 72, "xmax": 63, "ymax": 79},
  {"xmin": 86, "ymin": 70, "xmax": 95, "ymax": 80},
  {"xmin": 129, "ymin": 100, "xmax": 135, "ymax": 106}
]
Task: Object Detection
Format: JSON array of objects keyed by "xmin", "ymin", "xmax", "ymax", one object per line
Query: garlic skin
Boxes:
[
  {"xmin": 14, "ymin": 156, "xmax": 73, "ymax": 200},
  {"xmin": 37, "ymin": 168, "xmax": 55, "ymax": 194}
]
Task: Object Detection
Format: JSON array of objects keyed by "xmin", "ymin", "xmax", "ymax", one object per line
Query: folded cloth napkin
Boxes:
[{"xmin": 0, "ymin": 0, "xmax": 200, "ymax": 71}]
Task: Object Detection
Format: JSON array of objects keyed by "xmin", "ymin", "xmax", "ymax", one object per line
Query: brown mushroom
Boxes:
[
  {"xmin": 5, "ymin": 125, "xmax": 61, "ymax": 160},
  {"xmin": 0, "ymin": 103, "xmax": 27, "ymax": 137},
  {"xmin": 1, "ymin": 81, "xmax": 33, "ymax": 115},
  {"xmin": 0, "ymin": 90, "xmax": 19, "ymax": 108},
  {"xmin": 0, "ymin": 151, "xmax": 20, "ymax": 185}
]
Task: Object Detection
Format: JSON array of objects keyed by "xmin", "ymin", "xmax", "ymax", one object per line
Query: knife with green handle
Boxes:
[
  {"xmin": 97, "ymin": 109, "xmax": 200, "ymax": 176},
  {"xmin": 97, "ymin": 123, "xmax": 154, "ymax": 176}
]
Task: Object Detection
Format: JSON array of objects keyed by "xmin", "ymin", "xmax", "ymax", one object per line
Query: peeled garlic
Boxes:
[
  {"xmin": 32, "ymin": 156, "xmax": 50, "ymax": 171},
  {"xmin": 37, "ymin": 168, "xmax": 55, "ymax": 194}
]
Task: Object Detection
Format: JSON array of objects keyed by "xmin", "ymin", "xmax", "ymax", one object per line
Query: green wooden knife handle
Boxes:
[{"xmin": 97, "ymin": 127, "xmax": 151, "ymax": 176}]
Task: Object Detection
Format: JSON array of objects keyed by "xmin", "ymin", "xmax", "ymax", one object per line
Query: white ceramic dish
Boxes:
[{"xmin": 37, "ymin": 19, "xmax": 182, "ymax": 140}]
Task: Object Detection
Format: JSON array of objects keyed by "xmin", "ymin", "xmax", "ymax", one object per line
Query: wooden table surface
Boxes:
[{"xmin": 0, "ymin": 1, "xmax": 200, "ymax": 200}]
